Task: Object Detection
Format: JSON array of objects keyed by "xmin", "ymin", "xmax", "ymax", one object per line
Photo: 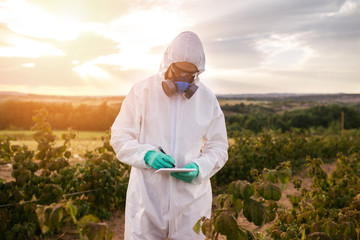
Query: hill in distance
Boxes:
[
  {"xmin": 217, "ymin": 93, "xmax": 360, "ymax": 103},
  {"xmin": 0, "ymin": 91, "xmax": 359, "ymax": 105},
  {"xmin": 0, "ymin": 91, "xmax": 125, "ymax": 106}
]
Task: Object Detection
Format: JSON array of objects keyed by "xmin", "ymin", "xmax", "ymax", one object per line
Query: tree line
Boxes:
[
  {"xmin": 1, "ymin": 100, "xmax": 360, "ymax": 133},
  {"xmin": 0, "ymin": 101, "xmax": 120, "ymax": 131},
  {"xmin": 223, "ymin": 103, "xmax": 360, "ymax": 135}
]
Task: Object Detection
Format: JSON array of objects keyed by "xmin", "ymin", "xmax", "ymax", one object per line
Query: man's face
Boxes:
[
  {"xmin": 162, "ymin": 61, "xmax": 200, "ymax": 98},
  {"xmin": 169, "ymin": 62, "xmax": 198, "ymax": 81},
  {"xmin": 174, "ymin": 62, "xmax": 198, "ymax": 73}
]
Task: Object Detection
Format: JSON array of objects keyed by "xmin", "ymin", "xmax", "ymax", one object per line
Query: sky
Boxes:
[{"xmin": 0, "ymin": 0, "xmax": 359, "ymax": 96}]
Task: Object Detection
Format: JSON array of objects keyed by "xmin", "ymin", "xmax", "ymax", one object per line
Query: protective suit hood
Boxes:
[{"xmin": 160, "ymin": 31, "xmax": 205, "ymax": 83}]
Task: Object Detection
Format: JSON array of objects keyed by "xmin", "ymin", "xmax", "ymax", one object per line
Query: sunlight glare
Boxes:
[
  {"xmin": 91, "ymin": 48, "xmax": 160, "ymax": 71},
  {"xmin": 0, "ymin": 0, "xmax": 83, "ymax": 41},
  {"xmin": 73, "ymin": 62, "xmax": 115, "ymax": 82},
  {"xmin": 93, "ymin": 7, "xmax": 191, "ymax": 70},
  {"xmin": 21, "ymin": 63, "xmax": 36, "ymax": 68},
  {"xmin": 0, "ymin": 34, "xmax": 64, "ymax": 58},
  {"xmin": 109, "ymin": 7, "xmax": 189, "ymax": 46}
]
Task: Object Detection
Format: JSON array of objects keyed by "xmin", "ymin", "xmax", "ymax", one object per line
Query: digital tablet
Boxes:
[{"xmin": 155, "ymin": 168, "xmax": 197, "ymax": 174}]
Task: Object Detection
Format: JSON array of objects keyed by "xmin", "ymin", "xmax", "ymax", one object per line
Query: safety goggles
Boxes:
[{"xmin": 170, "ymin": 63, "xmax": 199, "ymax": 82}]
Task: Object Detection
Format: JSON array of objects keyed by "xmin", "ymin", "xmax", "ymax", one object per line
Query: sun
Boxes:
[{"xmin": 1, "ymin": 0, "xmax": 86, "ymax": 41}]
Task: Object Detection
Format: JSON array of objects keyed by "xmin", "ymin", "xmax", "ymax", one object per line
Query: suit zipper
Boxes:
[
  {"xmin": 171, "ymin": 94, "xmax": 178, "ymax": 156},
  {"xmin": 168, "ymin": 94, "xmax": 178, "ymax": 236}
]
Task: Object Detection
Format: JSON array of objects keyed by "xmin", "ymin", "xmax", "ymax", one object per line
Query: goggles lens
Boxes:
[{"xmin": 170, "ymin": 64, "xmax": 198, "ymax": 81}]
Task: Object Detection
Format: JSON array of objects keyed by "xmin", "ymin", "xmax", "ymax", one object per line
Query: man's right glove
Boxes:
[{"xmin": 144, "ymin": 151, "xmax": 175, "ymax": 169}]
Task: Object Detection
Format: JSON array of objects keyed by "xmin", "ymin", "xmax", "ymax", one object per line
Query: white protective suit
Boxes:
[{"xmin": 110, "ymin": 31, "xmax": 228, "ymax": 240}]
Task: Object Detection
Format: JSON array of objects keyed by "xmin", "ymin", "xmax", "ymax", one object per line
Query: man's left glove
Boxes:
[{"xmin": 171, "ymin": 162, "xmax": 199, "ymax": 183}]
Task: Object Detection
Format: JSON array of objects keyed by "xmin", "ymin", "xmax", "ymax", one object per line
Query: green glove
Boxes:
[
  {"xmin": 144, "ymin": 151, "xmax": 175, "ymax": 169},
  {"xmin": 171, "ymin": 162, "xmax": 199, "ymax": 183}
]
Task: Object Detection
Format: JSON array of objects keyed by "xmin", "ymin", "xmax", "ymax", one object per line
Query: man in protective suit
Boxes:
[{"xmin": 110, "ymin": 31, "xmax": 228, "ymax": 240}]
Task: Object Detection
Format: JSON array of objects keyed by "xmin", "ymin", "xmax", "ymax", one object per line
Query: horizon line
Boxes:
[{"xmin": 1, "ymin": 91, "xmax": 360, "ymax": 98}]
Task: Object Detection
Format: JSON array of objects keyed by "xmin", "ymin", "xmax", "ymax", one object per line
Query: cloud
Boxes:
[
  {"xmin": 0, "ymin": 0, "xmax": 84, "ymax": 41},
  {"xmin": 195, "ymin": 0, "xmax": 357, "ymax": 44},
  {"xmin": 55, "ymin": 32, "xmax": 120, "ymax": 62},
  {"xmin": 0, "ymin": 0, "xmax": 359, "ymax": 95},
  {"xmin": 255, "ymin": 34, "xmax": 314, "ymax": 70},
  {"xmin": 0, "ymin": 56, "xmax": 80, "ymax": 86},
  {"xmin": 27, "ymin": 0, "xmax": 180, "ymax": 23},
  {"xmin": 0, "ymin": 54, "xmax": 153, "ymax": 95},
  {"xmin": 187, "ymin": 0, "xmax": 359, "ymax": 91},
  {"xmin": 27, "ymin": 0, "xmax": 132, "ymax": 23},
  {"xmin": 147, "ymin": 44, "xmax": 167, "ymax": 56},
  {"xmin": 88, "ymin": 0, "xmax": 360, "ymax": 94},
  {"xmin": 21, "ymin": 63, "xmax": 35, "ymax": 68},
  {"xmin": 204, "ymin": 37, "xmax": 263, "ymax": 69},
  {"xmin": 189, "ymin": 0, "xmax": 346, "ymax": 39},
  {"xmin": 0, "ymin": 24, "xmax": 65, "ymax": 57}
]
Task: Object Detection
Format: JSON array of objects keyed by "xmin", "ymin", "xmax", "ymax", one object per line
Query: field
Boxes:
[
  {"xmin": 0, "ymin": 93, "xmax": 125, "ymax": 107},
  {"xmin": 1, "ymin": 93, "xmax": 360, "ymax": 239},
  {"xmin": 0, "ymin": 128, "xmax": 127, "ymax": 239},
  {"xmin": 0, "ymin": 130, "xmax": 339, "ymax": 240},
  {"xmin": 0, "ymin": 130, "xmax": 105, "ymax": 183},
  {"xmin": 0, "ymin": 130, "xmax": 106, "ymax": 164}
]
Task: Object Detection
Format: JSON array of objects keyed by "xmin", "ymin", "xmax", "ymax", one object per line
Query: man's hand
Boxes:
[
  {"xmin": 144, "ymin": 151, "xmax": 175, "ymax": 169},
  {"xmin": 171, "ymin": 162, "xmax": 199, "ymax": 183}
]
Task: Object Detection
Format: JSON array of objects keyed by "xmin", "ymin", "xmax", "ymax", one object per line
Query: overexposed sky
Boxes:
[{"xmin": 0, "ymin": 0, "xmax": 359, "ymax": 96}]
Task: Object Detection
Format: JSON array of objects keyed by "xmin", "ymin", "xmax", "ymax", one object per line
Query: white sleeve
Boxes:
[
  {"xmin": 192, "ymin": 99, "xmax": 229, "ymax": 184},
  {"xmin": 110, "ymin": 88, "xmax": 156, "ymax": 169}
]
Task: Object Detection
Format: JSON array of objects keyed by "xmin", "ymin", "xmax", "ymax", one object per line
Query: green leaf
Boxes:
[
  {"xmin": 193, "ymin": 219, "xmax": 201, "ymax": 234},
  {"xmin": 271, "ymin": 228, "xmax": 283, "ymax": 238},
  {"xmin": 243, "ymin": 202, "xmax": 252, "ymax": 223},
  {"xmin": 216, "ymin": 194, "xmax": 232, "ymax": 210},
  {"xmin": 66, "ymin": 201, "xmax": 78, "ymax": 224},
  {"xmin": 214, "ymin": 211, "xmax": 238, "ymax": 236},
  {"xmin": 229, "ymin": 180, "xmax": 254, "ymax": 200},
  {"xmin": 243, "ymin": 198, "xmax": 267, "ymax": 226},
  {"xmin": 301, "ymin": 229, "xmax": 306, "ymax": 240},
  {"xmin": 341, "ymin": 221, "xmax": 355, "ymax": 236},
  {"xmin": 265, "ymin": 170, "xmax": 277, "ymax": 183},
  {"xmin": 78, "ymin": 215, "xmax": 99, "ymax": 229},
  {"xmin": 266, "ymin": 211, "xmax": 277, "ymax": 223},
  {"xmin": 35, "ymin": 205, "xmax": 50, "ymax": 234},
  {"xmin": 292, "ymin": 177, "xmax": 302, "ymax": 189},
  {"xmin": 64, "ymin": 151, "xmax": 72, "ymax": 158},
  {"xmin": 201, "ymin": 218, "xmax": 213, "ymax": 238},
  {"xmin": 49, "ymin": 204, "xmax": 64, "ymax": 229},
  {"xmin": 307, "ymin": 232, "xmax": 331, "ymax": 240},
  {"xmin": 288, "ymin": 194, "xmax": 301, "ymax": 207},
  {"xmin": 277, "ymin": 169, "xmax": 292, "ymax": 185},
  {"xmin": 233, "ymin": 198, "xmax": 243, "ymax": 214},
  {"xmin": 257, "ymin": 182, "xmax": 282, "ymax": 201},
  {"xmin": 280, "ymin": 212, "xmax": 295, "ymax": 224},
  {"xmin": 325, "ymin": 221, "xmax": 338, "ymax": 237},
  {"xmin": 86, "ymin": 222, "xmax": 113, "ymax": 240}
]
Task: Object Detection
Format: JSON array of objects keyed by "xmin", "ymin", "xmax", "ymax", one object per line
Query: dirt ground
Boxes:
[
  {"xmin": 0, "ymin": 162, "xmax": 337, "ymax": 240},
  {"xmin": 106, "ymin": 210, "xmax": 125, "ymax": 240},
  {"xmin": 0, "ymin": 163, "xmax": 13, "ymax": 182}
]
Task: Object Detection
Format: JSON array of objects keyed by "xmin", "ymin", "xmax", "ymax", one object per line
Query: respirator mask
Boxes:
[{"xmin": 162, "ymin": 63, "xmax": 199, "ymax": 99}]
